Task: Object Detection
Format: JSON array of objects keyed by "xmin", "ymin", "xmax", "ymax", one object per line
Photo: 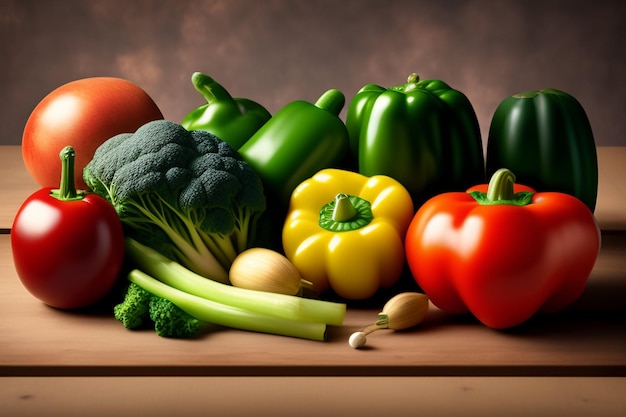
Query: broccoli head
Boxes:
[
  {"xmin": 113, "ymin": 282, "xmax": 152, "ymax": 329},
  {"xmin": 149, "ymin": 296, "xmax": 202, "ymax": 338},
  {"xmin": 83, "ymin": 120, "xmax": 266, "ymax": 283},
  {"xmin": 114, "ymin": 282, "xmax": 204, "ymax": 338}
]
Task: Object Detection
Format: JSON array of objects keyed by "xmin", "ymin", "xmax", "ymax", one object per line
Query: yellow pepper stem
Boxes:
[
  {"xmin": 332, "ymin": 193, "xmax": 358, "ymax": 222},
  {"xmin": 319, "ymin": 193, "xmax": 373, "ymax": 232}
]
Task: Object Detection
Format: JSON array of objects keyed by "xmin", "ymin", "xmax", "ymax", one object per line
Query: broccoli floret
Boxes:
[
  {"xmin": 83, "ymin": 120, "xmax": 266, "ymax": 283},
  {"xmin": 149, "ymin": 296, "xmax": 203, "ymax": 338},
  {"xmin": 113, "ymin": 282, "xmax": 206, "ymax": 338},
  {"xmin": 113, "ymin": 282, "xmax": 152, "ymax": 329}
]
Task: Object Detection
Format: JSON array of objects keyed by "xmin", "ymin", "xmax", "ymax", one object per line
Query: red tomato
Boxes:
[
  {"xmin": 22, "ymin": 77, "xmax": 163, "ymax": 189},
  {"xmin": 11, "ymin": 146, "xmax": 125, "ymax": 309},
  {"xmin": 11, "ymin": 188, "xmax": 125, "ymax": 309}
]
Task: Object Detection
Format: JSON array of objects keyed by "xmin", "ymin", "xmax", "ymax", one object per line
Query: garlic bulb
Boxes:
[
  {"xmin": 348, "ymin": 292, "xmax": 429, "ymax": 349},
  {"xmin": 381, "ymin": 291, "xmax": 429, "ymax": 330},
  {"xmin": 229, "ymin": 248, "xmax": 311, "ymax": 296}
]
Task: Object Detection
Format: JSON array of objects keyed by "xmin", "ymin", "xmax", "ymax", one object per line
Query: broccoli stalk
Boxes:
[
  {"xmin": 125, "ymin": 237, "xmax": 346, "ymax": 326},
  {"xmin": 118, "ymin": 191, "xmax": 235, "ymax": 283},
  {"xmin": 83, "ymin": 120, "xmax": 267, "ymax": 283},
  {"xmin": 129, "ymin": 269, "xmax": 328, "ymax": 341}
]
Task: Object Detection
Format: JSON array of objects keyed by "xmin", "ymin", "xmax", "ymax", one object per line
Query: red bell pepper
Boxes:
[{"xmin": 405, "ymin": 168, "xmax": 600, "ymax": 329}]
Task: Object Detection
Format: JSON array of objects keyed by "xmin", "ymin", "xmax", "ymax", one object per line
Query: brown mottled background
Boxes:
[{"xmin": 1, "ymin": 0, "xmax": 624, "ymax": 150}]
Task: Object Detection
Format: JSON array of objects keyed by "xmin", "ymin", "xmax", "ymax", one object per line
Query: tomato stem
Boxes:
[{"xmin": 51, "ymin": 146, "xmax": 84, "ymax": 201}]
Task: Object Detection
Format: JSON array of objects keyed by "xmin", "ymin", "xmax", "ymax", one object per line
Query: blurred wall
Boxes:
[{"xmin": 1, "ymin": 0, "xmax": 624, "ymax": 149}]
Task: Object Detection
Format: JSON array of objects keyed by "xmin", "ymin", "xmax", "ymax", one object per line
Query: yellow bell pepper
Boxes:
[{"xmin": 282, "ymin": 168, "xmax": 414, "ymax": 300}]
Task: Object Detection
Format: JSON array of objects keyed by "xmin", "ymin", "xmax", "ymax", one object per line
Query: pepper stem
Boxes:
[
  {"xmin": 191, "ymin": 72, "xmax": 234, "ymax": 104},
  {"xmin": 314, "ymin": 89, "xmax": 345, "ymax": 116},
  {"xmin": 318, "ymin": 193, "xmax": 373, "ymax": 232},
  {"xmin": 397, "ymin": 73, "xmax": 421, "ymax": 93},
  {"xmin": 407, "ymin": 73, "xmax": 420, "ymax": 84},
  {"xmin": 468, "ymin": 168, "xmax": 534, "ymax": 206},
  {"xmin": 487, "ymin": 168, "xmax": 516, "ymax": 202},
  {"xmin": 332, "ymin": 193, "xmax": 357, "ymax": 222},
  {"xmin": 50, "ymin": 146, "xmax": 84, "ymax": 202}
]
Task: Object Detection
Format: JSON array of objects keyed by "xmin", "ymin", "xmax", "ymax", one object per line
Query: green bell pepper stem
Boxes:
[
  {"xmin": 50, "ymin": 146, "xmax": 84, "ymax": 202},
  {"xmin": 191, "ymin": 72, "xmax": 234, "ymax": 104},
  {"xmin": 319, "ymin": 193, "xmax": 373, "ymax": 232},
  {"xmin": 469, "ymin": 168, "xmax": 533, "ymax": 206},
  {"xmin": 403, "ymin": 73, "xmax": 420, "ymax": 93},
  {"xmin": 315, "ymin": 89, "xmax": 345, "ymax": 116}
]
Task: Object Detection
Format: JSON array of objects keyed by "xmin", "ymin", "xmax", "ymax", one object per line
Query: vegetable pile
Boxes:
[{"xmin": 13, "ymin": 71, "xmax": 601, "ymax": 345}]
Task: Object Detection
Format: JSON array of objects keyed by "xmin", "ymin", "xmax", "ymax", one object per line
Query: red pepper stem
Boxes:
[
  {"xmin": 469, "ymin": 168, "xmax": 533, "ymax": 206},
  {"xmin": 51, "ymin": 146, "xmax": 84, "ymax": 202},
  {"xmin": 487, "ymin": 168, "xmax": 516, "ymax": 202}
]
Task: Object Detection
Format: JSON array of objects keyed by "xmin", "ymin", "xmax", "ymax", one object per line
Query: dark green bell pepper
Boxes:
[
  {"xmin": 486, "ymin": 89, "xmax": 598, "ymax": 212},
  {"xmin": 346, "ymin": 73, "xmax": 485, "ymax": 207},
  {"xmin": 238, "ymin": 89, "xmax": 349, "ymax": 206},
  {"xmin": 181, "ymin": 72, "xmax": 271, "ymax": 150}
]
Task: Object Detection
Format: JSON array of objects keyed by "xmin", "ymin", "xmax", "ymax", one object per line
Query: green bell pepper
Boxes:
[
  {"xmin": 238, "ymin": 88, "xmax": 349, "ymax": 206},
  {"xmin": 346, "ymin": 73, "xmax": 485, "ymax": 206},
  {"xmin": 181, "ymin": 72, "xmax": 271, "ymax": 150},
  {"xmin": 486, "ymin": 89, "xmax": 598, "ymax": 212}
]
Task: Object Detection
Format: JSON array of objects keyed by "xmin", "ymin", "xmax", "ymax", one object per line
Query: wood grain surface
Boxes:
[{"xmin": 1, "ymin": 231, "xmax": 625, "ymax": 377}]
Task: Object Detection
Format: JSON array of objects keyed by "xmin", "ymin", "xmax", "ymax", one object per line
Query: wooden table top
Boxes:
[{"xmin": 0, "ymin": 146, "xmax": 625, "ymax": 378}]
